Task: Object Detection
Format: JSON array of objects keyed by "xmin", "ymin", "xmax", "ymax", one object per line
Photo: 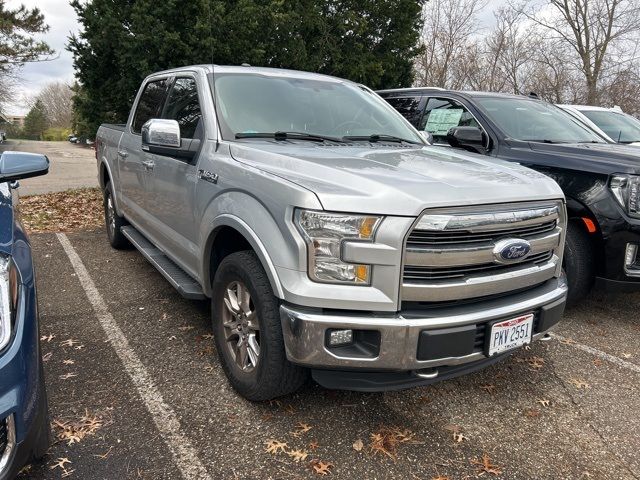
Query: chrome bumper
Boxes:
[{"xmin": 280, "ymin": 277, "xmax": 567, "ymax": 371}]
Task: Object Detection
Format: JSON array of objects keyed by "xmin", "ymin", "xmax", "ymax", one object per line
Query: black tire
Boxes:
[
  {"xmin": 31, "ymin": 371, "xmax": 51, "ymax": 461},
  {"xmin": 103, "ymin": 182, "xmax": 129, "ymax": 249},
  {"xmin": 563, "ymin": 221, "xmax": 595, "ymax": 305},
  {"xmin": 211, "ymin": 251, "xmax": 308, "ymax": 401}
]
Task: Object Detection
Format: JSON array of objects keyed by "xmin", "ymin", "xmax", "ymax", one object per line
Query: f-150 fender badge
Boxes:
[{"xmin": 197, "ymin": 169, "xmax": 219, "ymax": 184}]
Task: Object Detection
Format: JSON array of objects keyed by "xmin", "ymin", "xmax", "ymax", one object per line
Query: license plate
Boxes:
[{"xmin": 487, "ymin": 314, "xmax": 534, "ymax": 356}]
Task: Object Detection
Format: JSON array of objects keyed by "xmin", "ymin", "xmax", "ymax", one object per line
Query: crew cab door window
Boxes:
[
  {"xmin": 162, "ymin": 77, "xmax": 203, "ymax": 140},
  {"xmin": 132, "ymin": 79, "xmax": 168, "ymax": 134},
  {"xmin": 383, "ymin": 96, "xmax": 424, "ymax": 128},
  {"xmin": 420, "ymin": 97, "xmax": 480, "ymax": 144}
]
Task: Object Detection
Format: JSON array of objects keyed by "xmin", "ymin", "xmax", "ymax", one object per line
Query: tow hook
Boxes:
[{"xmin": 414, "ymin": 368, "xmax": 439, "ymax": 380}]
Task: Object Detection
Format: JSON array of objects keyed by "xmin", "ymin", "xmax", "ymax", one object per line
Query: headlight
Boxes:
[
  {"xmin": 295, "ymin": 209, "xmax": 382, "ymax": 285},
  {"xmin": 0, "ymin": 256, "xmax": 18, "ymax": 352},
  {"xmin": 610, "ymin": 175, "xmax": 640, "ymax": 218}
]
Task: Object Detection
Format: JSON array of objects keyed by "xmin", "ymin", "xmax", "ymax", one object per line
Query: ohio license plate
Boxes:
[{"xmin": 487, "ymin": 314, "xmax": 534, "ymax": 356}]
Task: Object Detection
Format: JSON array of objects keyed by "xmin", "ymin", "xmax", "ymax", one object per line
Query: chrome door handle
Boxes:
[
  {"xmin": 142, "ymin": 160, "xmax": 155, "ymax": 170},
  {"xmin": 117, "ymin": 150, "xmax": 128, "ymax": 158}
]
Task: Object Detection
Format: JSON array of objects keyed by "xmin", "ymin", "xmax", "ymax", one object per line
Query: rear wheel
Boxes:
[
  {"xmin": 103, "ymin": 182, "xmax": 129, "ymax": 249},
  {"xmin": 211, "ymin": 251, "xmax": 307, "ymax": 401},
  {"xmin": 563, "ymin": 221, "xmax": 595, "ymax": 305}
]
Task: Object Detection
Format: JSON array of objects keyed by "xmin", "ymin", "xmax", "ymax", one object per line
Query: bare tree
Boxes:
[
  {"xmin": 515, "ymin": 0, "xmax": 640, "ymax": 104},
  {"xmin": 414, "ymin": 0, "xmax": 488, "ymax": 88},
  {"xmin": 34, "ymin": 82, "xmax": 73, "ymax": 129}
]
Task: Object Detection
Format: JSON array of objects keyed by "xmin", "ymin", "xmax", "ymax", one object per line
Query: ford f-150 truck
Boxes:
[
  {"xmin": 379, "ymin": 88, "xmax": 640, "ymax": 303},
  {"xmin": 96, "ymin": 65, "xmax": 567, "ymax": 401}
]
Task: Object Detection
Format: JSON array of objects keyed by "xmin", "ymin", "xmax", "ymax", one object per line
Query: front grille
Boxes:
[
  {"xmin": 401, "ymin": 202, "xmax": 565, "ymax": 303},
  {"xmin": 404, "ymin": 251, "xmax": 553, "ymax": 282},
  {"xmin": 0, "ymin": 418, "xmax": 7, "ymax": 459},
  {"xmin": 406, "ymin": 220, "xmax": 557, "ymax": 248}
]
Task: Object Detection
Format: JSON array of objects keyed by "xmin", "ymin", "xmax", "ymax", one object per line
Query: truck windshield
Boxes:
[
  {"xmin": 211, "ymin": 73, "xmax": 423, "ymax": 144},
  {"xmin": 476, "ymin": 97, "xmax": 606, "ymax": 144},
  {"xmin": 580, "ymin": 110, "xmax": 640, "ymax": 144}
]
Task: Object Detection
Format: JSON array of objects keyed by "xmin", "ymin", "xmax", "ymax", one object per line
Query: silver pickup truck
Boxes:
[{"xmin": 96, "ymin": 65, "xmax": 568, "ymax": 400}]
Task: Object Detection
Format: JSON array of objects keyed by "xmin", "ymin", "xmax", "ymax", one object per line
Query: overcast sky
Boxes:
[{"xmin": 6, "ymin": 0, "xmax": 506, "ymax": 115}]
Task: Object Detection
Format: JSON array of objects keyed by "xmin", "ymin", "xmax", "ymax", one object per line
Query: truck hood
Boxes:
[
  {"xmin": 229, "ymin": 142, "xmax": 563, "ymax": 216},
  {"xmin": 526, "ymin": 142, "xmax": 640, "ymax": 175}
]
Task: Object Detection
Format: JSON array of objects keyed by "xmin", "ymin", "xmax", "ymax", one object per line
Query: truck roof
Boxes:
[
  {"xmin": 146, "ymin": 64, "xmax": 351, "ymax": 85},
  {"xmin": 376, "ymin": 87, "xmax": 535, "ymax": 101}
]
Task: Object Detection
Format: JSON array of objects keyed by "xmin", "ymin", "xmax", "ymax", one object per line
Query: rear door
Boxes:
[
  {"xmin": 419, "ymin": 96, "xmax": 486, "ymax": 146},
  {"xmin": 143, "ymin": 75, "xmax": 204, "ymax": 271},
  {"xmin": 118, "ymin": 78, "xmax": 169, "ymax": 230}
]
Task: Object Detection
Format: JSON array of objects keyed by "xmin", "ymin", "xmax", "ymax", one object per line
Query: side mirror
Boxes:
[
  {"xmin": 446, "ymin": 126, "xmax": 487, "ymax": 154},
  {"xmin": 0, "ymin": 151, "xmax": 49, "ymax": 183},
  {"xmin": 141, "ymin": 119, "xmax": 198, "ymax": 160}
]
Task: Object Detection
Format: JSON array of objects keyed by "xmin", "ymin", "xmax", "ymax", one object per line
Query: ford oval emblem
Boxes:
[{"xmin": 493, "ymin": 239, "xmax": 532, "ymax": 263}]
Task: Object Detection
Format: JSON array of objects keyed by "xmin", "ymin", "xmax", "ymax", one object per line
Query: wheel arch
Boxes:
[
  {"xmin": 565, "ymin": 196, "xmax": 605, "ymax": 274},
  {"xmin": 202, "ymin": 215, "xmax": 285, "ymax": 299}
]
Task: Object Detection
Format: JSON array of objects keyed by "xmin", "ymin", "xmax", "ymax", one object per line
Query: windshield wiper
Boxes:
[
  {"xmin": 235, "ymin": 131, "xmax": 346, "ymax": 143},
  {"xmin": 343, "ymin": 134, "xmax": 421, "ymax": 144}
]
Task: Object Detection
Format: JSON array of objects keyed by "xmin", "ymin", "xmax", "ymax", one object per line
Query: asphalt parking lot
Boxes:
[
  {"xmin": 1, "ymin": 140, "xmax": 97, "ymax": 195},
  {"xmin": 19, "ymin": 230, "xmax": 640, "ymax": 479}
]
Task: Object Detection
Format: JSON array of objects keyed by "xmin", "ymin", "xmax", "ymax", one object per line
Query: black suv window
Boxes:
[
  {"xmin": 383, "ymin": 96, "xmax": 424, "ymax": 128},
  {"xmin": 420, "ymin": 97, "xmax": 480, "ymax": 144},
  {"xmin": 163, "ymin": 77, "xmax": 202, "ymax": 139},
  {"xmin": 132, "ymin": 79, "xmax": 168, "ymax": 134}
]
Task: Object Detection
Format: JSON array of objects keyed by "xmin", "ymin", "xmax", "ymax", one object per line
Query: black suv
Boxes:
[{"xmin": 378, "ymin": 88, "xmax": 640, "ymax": 303}]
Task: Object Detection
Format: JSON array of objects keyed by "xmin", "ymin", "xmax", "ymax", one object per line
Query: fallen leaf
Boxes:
[
  {"xmin": 60, "ymin": 339, "xmax": 80, "ymax": 347},
  {"xmin": 264, "ymin": 439, "xmax": 287, "ymax": 455},
  {"xmin": 369, "ymin": 426, "xmax": 415, "ymax": 460},
  {"xmin": 480, "ymin": 384, "xmax": 496, "ymax": 394},
  {"xmin": 537, "ymin": 398, "xmax": 551, "ymax": 407},
  {"xmin": 527, "ymin": 356, "xmax": 545, "ymax": 370},
  {"xmin": 352, "ymin": 439, "xmax": 364, "ymax": 451},
  {"xmin": 53, "ymin": 410, "xmax": 104, "ymax": 446},
  {"xmin": 41, "ymin": 334, "xmax": 55, "ymax": 342},
  {"xmin": 42, "ymin": 352, "xmax": 53, "ymax": 362},
  {"xmin": 569, "ymin": 378, "xmax": 590, "ymax": 389},
  {"xmin": 291, "ymin": 422, "xmax": 313, "ymax": 437},
  {"xmin": 63, "ymin": 359, "xmax": 75, "ymax": 365},
  {"xmin": 309, "ymin": 441, "xmax": 320, "ymax": 450},
  {"xmin": 593, "ymin": 358, "xmax": 603, "ymax": 367},
  {"xmin": 622, "ymin": 353, "xmax": 632, "ymax": 359},
  {"xmin": 59, "ymin": 373, "xmax": 78, "ymax": 380},
  {"xmin": 471, "ymin": 453, "xmax": 503, "ymax": 476},
  {"xmin": 453, "ymin": 432, "xmax": 467, "ymax": 443},
  {"xmin": 309, "ymin": 460, "xmax": 333, "ymax": 476},
  {"xmin": 50, "ymin": 458, "xmax": 72, "ymax": 470},
  {"xmin": 524, "ymin": 408, "xmax": 540, "ymax": 418},
  {"xmin": 287, "ymin": 449, "xmax": 309, "ymax": 462}
]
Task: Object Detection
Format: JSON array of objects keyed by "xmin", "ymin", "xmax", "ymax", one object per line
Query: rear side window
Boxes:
[
  {"xmin": 383, "ymin": 96, "xmax": 424, "ymax": 128},
  {"xmin": 163, "ymin": 77, "xmax": 202, "ymax": 139},
  {"xmin": 420, "ymin": 97, "xmax": 480, "ymax": 143},
  {"xmin": 132, "ymin": 80, "xmax": 168, "ymax": 134}
]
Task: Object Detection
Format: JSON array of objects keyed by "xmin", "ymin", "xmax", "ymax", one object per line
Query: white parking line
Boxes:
[
  {"xmin": 551, "ymin": 333, "xmax": 640, "ymax": 374},
  {"xmin": 56, "ymin": 233, "xmax": 212, "ymax": 480}
]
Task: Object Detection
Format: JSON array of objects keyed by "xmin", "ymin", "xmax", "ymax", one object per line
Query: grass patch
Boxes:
[{"xmin": 19, "ymin": 188, "xmax": 103, "ymax": 233}]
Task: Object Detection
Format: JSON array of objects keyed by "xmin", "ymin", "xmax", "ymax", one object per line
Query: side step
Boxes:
[{"xmin": 121, "ymin": 226, "xmax": 206, "ymax": 300}]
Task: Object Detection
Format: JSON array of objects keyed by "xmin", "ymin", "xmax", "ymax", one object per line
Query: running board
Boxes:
[{"xmin": 121, "ymin": 226, "xmax": 206, "ymax": 300}]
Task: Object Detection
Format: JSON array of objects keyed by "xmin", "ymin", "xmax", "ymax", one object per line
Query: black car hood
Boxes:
[{"xmin": 526, "ymin": 142, "xmax": 640, "ymax": 175}]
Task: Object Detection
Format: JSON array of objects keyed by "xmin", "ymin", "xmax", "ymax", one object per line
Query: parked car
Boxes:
[
  {"xmin": 378, "ymin": 88, "xmax": 640, "ymax": 303},
  {"xmin": 558, "ymin": 105, "xmax": 640, "ymax": 146},
  {"xmin": 96, "ymin": 66, "xmax": 567, "ymax": 400},
  {"xmin": 0, "ymin": 151, "xmax": 50, "ymax": 479}
]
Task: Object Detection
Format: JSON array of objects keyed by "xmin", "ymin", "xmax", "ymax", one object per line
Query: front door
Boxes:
[{"xmin": 144, "ymin": 76, "xmax": 204, "ymax": 273}]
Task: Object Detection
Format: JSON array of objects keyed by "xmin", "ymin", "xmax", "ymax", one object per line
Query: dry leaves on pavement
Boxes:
[
  {"xmin": 471, "ymin": 453, "xmax": 503, "ymax": 476},
  {"xmin": 19, "ymin": 188, "xmax": 103, "ymax": 233},
  {"xmin": 264, "ymin": 439, "xmax": 288, "ymax": 455},
  {"xmin": 309, "ymin": 460, "xmax": 333, "ymax": 476},
  {"xmin": 53, "ymin": 410, "xmax": 105, "ymax": 446},
  {"xmin": 369, "ymin": 426, "xmax": 416, "ymax": 460}
]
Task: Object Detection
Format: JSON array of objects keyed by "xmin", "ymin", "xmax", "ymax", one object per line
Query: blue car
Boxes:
[{"xmin": 0, "ymin": 151, "xmax": 50, "ymax": 479}]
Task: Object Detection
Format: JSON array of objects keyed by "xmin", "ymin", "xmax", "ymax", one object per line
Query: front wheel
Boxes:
[
  {"xmin": 563, "ymin": 221, "xmax": 595, "ymax": 305},
  {"xmin": 211, "ymin": 251, "xmax": 308, "ymax": 401}
]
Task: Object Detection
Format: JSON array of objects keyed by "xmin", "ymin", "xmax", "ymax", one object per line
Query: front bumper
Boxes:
[
  {"xmin": 280, "ymin": 277, "xmax": 566, "ymax": 383},
  {"xmin": 0, "ymin": 282, "xmax": 47, "ymax": 480}
]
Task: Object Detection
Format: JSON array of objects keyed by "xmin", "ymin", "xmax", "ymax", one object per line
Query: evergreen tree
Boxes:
[
  {"xmin": 68, "ymin": 0, "xmax": 425, "ymax": 138},
  {"xmin": 22, "ymin": 100, "xmax": 48, "ymax": 140}
]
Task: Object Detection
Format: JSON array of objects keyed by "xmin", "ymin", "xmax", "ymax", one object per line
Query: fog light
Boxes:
[
  {"xmin": 329, "ymin": 329, "xmax": 353, "ymax": 346},
  {"xmin": 624, "ymin": 244, "xmax": 640, "ymax": 277}
]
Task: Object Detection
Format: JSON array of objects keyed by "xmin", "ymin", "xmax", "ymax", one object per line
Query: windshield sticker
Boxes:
[{"xmin": 425, "ymin": 109, "xmax": 464, "ymax": 135}]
